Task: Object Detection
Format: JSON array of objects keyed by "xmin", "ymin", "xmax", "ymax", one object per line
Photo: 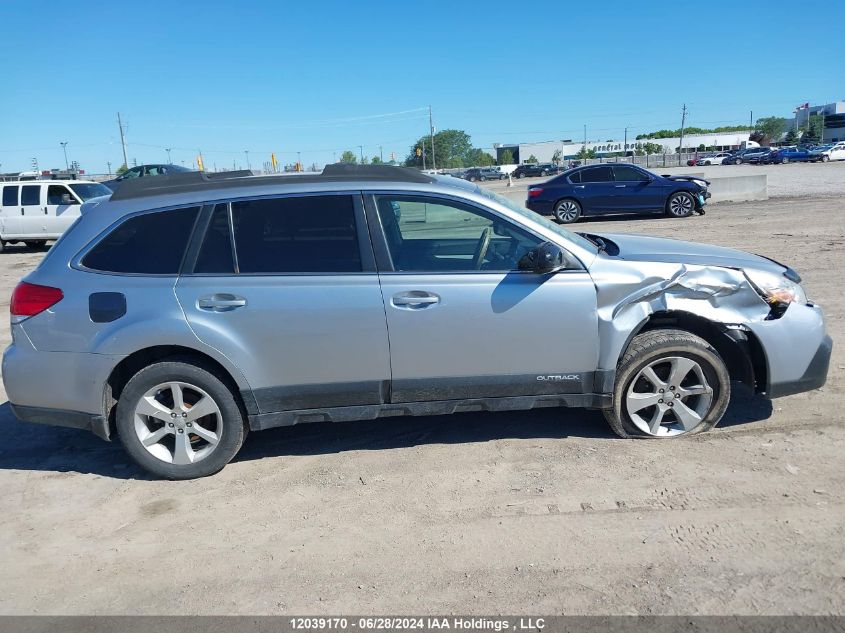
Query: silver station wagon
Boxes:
[{"xmin": 2, "ymin": 165, "xmax": 831, "ymax": 479}]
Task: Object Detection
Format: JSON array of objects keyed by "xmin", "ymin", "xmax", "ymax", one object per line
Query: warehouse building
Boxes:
[{"xmin": 494, "ymin": 131, "xmax": 754, "ymax": 165}]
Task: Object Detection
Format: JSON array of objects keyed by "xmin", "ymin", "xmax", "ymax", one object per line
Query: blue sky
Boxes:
[{"xmin": 1, "ymin": 0, "xmax": 842, "ymax": 173}]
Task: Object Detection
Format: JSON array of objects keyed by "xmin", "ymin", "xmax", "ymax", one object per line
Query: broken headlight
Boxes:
[{"xmin": 744, "ymin": 269, "xmax": 807, "ymax": 306}]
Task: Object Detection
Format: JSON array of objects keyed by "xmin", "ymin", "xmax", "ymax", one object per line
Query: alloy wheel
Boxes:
[
  {"xmin": 133, "ymin": 381, "xmax": 222, "ymax": 465},
  {"xmin": 625, "ymin": 356, "xmax": 714, "ymax": 437},
  {"xmin": 669, "ymin": 194, "xmax": 693, "ymax": 217},
  {"xmin": 555, "ymin": 200, "xmax": 580, "ymax": 222}
]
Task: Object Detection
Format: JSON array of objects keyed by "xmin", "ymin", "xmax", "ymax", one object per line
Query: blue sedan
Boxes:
[{"xmin": 526, "ymin": 164, "xmax": 710, "ymax": 224}]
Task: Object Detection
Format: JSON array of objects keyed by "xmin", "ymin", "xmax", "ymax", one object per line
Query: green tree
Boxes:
[
  {"xmin": 465, "ymin": 148, "xmax": 495, "ymax": 167},
  {"xmin": 405, "ymin": 129, "xmax": 473, "ymax": 168},
  {"xmin": 525, "ymin": 154, "xmax": 539, "ymax": 163},
  {"xmin": 499, "ymin": 149, "xmax": 515, "ymax": 165},
  {"xmin": 370, "ymin": 156, "xmax": 383, "ymax": 164},
  {"xmin": 754, "ymin": 116, "xmax": 787, "ymax": 145},
  {"xmin": 641, "ymin": 142, "xmax": 664, "ymax": 155},
  {"xmin": 339, "ymin": 150, "xmax": 357, "ymax": 164},
  {"xmin": 116, "ymin": 163, "xmax": 128, "ymax": 176},
  {"xmin": 576, "ymin": 147, "xmax": 597, "ymax": 159},
  {"xmin": 800, "ymin": 115, "xmax": 824, "ymax": 144},
  {"xmin": 784, "ymin": 127, "xmax": 799, "ymax": 144},
  {"xmin": 551, "ymin": 149, "xmax": 562, "ymax": 164}
]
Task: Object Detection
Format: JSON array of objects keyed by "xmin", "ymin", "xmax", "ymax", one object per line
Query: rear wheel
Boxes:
[
  {"xmin": 553, "ymin": 198, "xmax": 582, "ymax": 224},
  {"xmin": 666, "ymin": 191, "xmax": 695, "ymax": 218},
  {"xmin": 24, "ymin": 240, "xmax": 46, "ymax": 249},
  {"xmin": 517, "ymin": 173, "xmax": 525, "ymax": 179},
  {"xmin": 116, "ymin": 360, "xmax": 247, "ymax": 479},
  {"xmin": 821, "ymin": 155, "xmax": 830, "ymax": 162},
  {"xmin": 604, "ymin": 330, "xmax": 730, "ymax": 439}
]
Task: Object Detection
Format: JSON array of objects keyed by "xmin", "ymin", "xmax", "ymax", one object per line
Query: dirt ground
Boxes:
[{"xmin": 0, "ymin": 165, "xmax": 843, "ymax": 615}]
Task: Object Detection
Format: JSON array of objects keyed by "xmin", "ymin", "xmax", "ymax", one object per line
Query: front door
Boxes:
[
  {"xmin": 368, "ymin": 193, "xmax": 599, "ymax": 402},
  {"xmin": 612, "ymin": 165, "xmax": 664, "ymax": 212},
  {"xmin": 175, "ymin": 194, "xmax": 391, "ymax": 414},
  {"xmin": 45, "ymin": 184, "xmax": 81, "ymax": 238}
]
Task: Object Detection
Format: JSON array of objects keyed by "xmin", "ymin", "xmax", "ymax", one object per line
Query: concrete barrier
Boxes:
[{"xmin": 706, "ymin": 174, "xmax": 768, "ymax": 202}]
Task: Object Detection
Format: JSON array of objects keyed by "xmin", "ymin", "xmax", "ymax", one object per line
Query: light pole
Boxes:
[
  {"xmin": 166, "ymin": 148, "xmax": 172, "ymax": 163},
  {"xmin": 245, "ymin": 150, "xmax": 251, "ymax": 170},
  {"xmin": 60, "ymin": 142, "xmax": 69, "ymax": 170},
  {"xmin": 297, "ymin": 151, "xmax": 302, "ymax": 171},
  {"xmin": 358, "ymin": 145, "xmax": 364, "ymax": 163}
]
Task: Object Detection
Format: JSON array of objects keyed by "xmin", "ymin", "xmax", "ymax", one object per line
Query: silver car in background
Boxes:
[{"xmin": 2, "ymin": 165, "xmax": 831, "ymax": 479}]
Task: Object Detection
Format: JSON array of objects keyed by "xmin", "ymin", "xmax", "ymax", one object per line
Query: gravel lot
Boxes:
[{"xmin": 0, "ymin": 163, "xmax": 843, "ymax": 615}]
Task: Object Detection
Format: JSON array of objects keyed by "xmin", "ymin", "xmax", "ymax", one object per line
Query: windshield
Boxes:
[
  {"xmin": 472, "ymin": 185, "xmax": 598, "ymax": 253},
  {"xmin": 69, "ymin": 183, "xmax": 113, "ymax": 201}
]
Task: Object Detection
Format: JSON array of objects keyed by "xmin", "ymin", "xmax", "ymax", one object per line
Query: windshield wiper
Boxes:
[{"xmin": 578, "ymin": 232, "xmax": 607, "ymax": 253}]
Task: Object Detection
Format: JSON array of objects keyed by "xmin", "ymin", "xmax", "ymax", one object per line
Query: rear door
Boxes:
[
  {"xmin": 19, "ymin": 184, "xmax": 44, "ymax": 236},
  {"xmin": 45, "ymin": 184, "xmax": 81, "ymax": 238},
  {"xmin": 612, "ymin": 165, "xmax": 664, "ymax": 212},
  {"xmin": 175, "ymin": 193, "xmax": 391, "ymax": 415},
  {"xmin": 367, "ymin": 192, "xmax": 599, "ymax": 402},
  {"xmin": 575, "ymin": 166, "xmax": 615, "ymax": 214}
]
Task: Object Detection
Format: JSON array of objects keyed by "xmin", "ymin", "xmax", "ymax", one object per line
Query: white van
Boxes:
[{"xmin": 0, "ymin": 180, "xmax": 112, "ymax": 251}]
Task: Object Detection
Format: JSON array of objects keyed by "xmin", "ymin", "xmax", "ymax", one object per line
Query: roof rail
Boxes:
[{"xmin": 108, "ymin": 164, "xmax": 435, "ymax": 201}]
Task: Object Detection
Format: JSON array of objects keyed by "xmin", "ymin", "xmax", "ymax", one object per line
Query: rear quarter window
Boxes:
[{"xmin": 81, "ymin": 206, "xmax": 200, "ymax": 274}]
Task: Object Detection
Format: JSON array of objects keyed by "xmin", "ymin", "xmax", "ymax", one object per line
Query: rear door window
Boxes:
[
  {"xmin": 21, "ymin": 185, "xmax": 41, "ymax": 205},
  {"xmin": 230, "ymin": 195, "xmax": 361, "ymax": 274},
  {"xmin": 580, "ymin": 166, "xmax": 613, "ymax": 183},
  {"xmin": 82, "ymin": 206, "xmax": 200, "ymax": 274},
  {"xmin": 2, "ymin": 186, "xmax": 19, "ymax": 206}
]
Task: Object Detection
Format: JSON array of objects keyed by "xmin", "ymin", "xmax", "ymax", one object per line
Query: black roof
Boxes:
[{"xmin": 109, "ymin": 164, "xmax": 435, "ymax": 201}]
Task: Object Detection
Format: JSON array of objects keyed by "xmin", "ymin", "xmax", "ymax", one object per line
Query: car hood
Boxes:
[{"xmin": 595, "ymin": 232, "xmax": 786, "ymax": 274}]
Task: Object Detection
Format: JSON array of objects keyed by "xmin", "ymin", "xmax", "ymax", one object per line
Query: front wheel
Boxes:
[
  {"xmin": 821, "ymin": 155, "xmax": 830, "ymax": 162},
  {"xmin": 666, "ymin": 191, "xmax": 695, "ymax": 218},
  {"xmin": 517, "ymin": 173, "xmax": 525, "ymax": 179},
  {"xmin": 116, "ymin": 360, "xmax": 247, "ymax": 479},
  {"xmin": 24, "ymin": 240, "xmax": 46, "ymax": 249},
  {"xmin": 553, "ymin": 198, "xmax": 582, "ymax": 224},
  {"xmin": 604, "ymin": 330, "xmax": 730, "ymax": 439}
]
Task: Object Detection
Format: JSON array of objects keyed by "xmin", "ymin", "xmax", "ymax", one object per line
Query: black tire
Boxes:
[
  {"xmin": 0, "ymin": 240, "xmax": 5, "ymax": 253},
  {"xmin": 604, "ymin": 329, "xmax": 730, "ymax": 439},
  {"xmin": 479, "ymin": 176, "xmax": 487, "ymax": 181},
  {"xmin": 116, "ymin": 359, "xmax": 247, "ymax": 479},
  {"xmin": 821, "ymin": 155, "xmax": 830, "ymax": 162},
  {"xmin": 517, "ymin": 173, "xmax": 525, "ymax": 179},
  {"xmin": 24, "ymin": 240, "xmax": 46, "ymax": 249},
  {"xmin": 666, "ymin": 191, "xmax": 695, "ymax": 218},
  {"xmin": 553, "ymin": 198, "xmax": 582, "ymax": 224}
]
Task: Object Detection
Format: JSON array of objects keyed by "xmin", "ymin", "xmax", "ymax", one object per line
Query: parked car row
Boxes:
[{"xmin": 690, "ymin": 142, "xmax": 845, "ymax": 166}]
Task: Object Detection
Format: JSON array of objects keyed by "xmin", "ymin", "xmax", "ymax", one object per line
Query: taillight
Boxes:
[
  {"xmin": 528, "ymin": 188, "xmax": 544, "ymax": 197},
  {"xmin": 10, "ymin": 282, "xmax": 64, "ymax": 318}
]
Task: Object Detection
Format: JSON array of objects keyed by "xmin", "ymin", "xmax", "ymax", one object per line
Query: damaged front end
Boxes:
[{"xmin": 589, "ymin": 257, "xmax": 830, "ymax": 399}]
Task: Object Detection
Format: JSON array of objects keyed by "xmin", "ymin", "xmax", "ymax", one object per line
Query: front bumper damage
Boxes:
[{"xmin": 591, "ymin": 260, "xmax": 831, "ymax": 398}]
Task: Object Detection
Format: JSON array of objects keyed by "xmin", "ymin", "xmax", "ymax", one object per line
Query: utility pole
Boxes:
[
  {"xmin": 750, "ymin": 110, "xmax": 753, "ymax": 130},
  {"xmin": 245, "ymin": 150, "xmax": 251, "ymax": 170},
  {"xmin": 679, "ymin": 104, "xmax": 687, "ymax": 165},
  {"xmin": 60, "ymin": 142, "xmax": 69, "ymax": 170},
  {"xmin": 379, "ymin": 145, "xmax": 383, "ymax": 162},
  {"xmin": 117, "ymin": 113, "xmax": 128, "ymax": 168},
  {"xmin": 297, "ymin": 151, "xmax": 302, "ymax": 171},
  {"xmin": 165, "ymin": 148, "xmax": 172, "ymax": 163},
  {"xmin": 429, "ymin": 105, "xmax": 436, "ymax": 170},
  {"xmin": 358, "ymin": 146, "xmax": 364, "ymax": 163},
  {"xmin": 624, "ymin": 127, "xmax": 628, "ymax": 159},
  {"xmin": 107, "ymin": 161, "xmax": 112, "ymax": 176}
]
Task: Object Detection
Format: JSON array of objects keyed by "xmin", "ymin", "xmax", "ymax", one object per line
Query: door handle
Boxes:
[
  {"xmin": 197, "ymin": 294, "xmax": 247, "ymax": 312},
  {"xmin": 574, "ymin": 185, "xmax": 585, "ymax": 189},
  {"xmin": 391, "ymin": 291, "xmax": 440, "ymax": 309},
  {"xmin": 614, "ymin": 185, "xmax": 627, "ymax": 188}
]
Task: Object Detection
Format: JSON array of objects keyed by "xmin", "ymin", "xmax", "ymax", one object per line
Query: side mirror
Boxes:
[{"xmin": 519, "ymin": 241, "xmax": 568, "ymax": 274}]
